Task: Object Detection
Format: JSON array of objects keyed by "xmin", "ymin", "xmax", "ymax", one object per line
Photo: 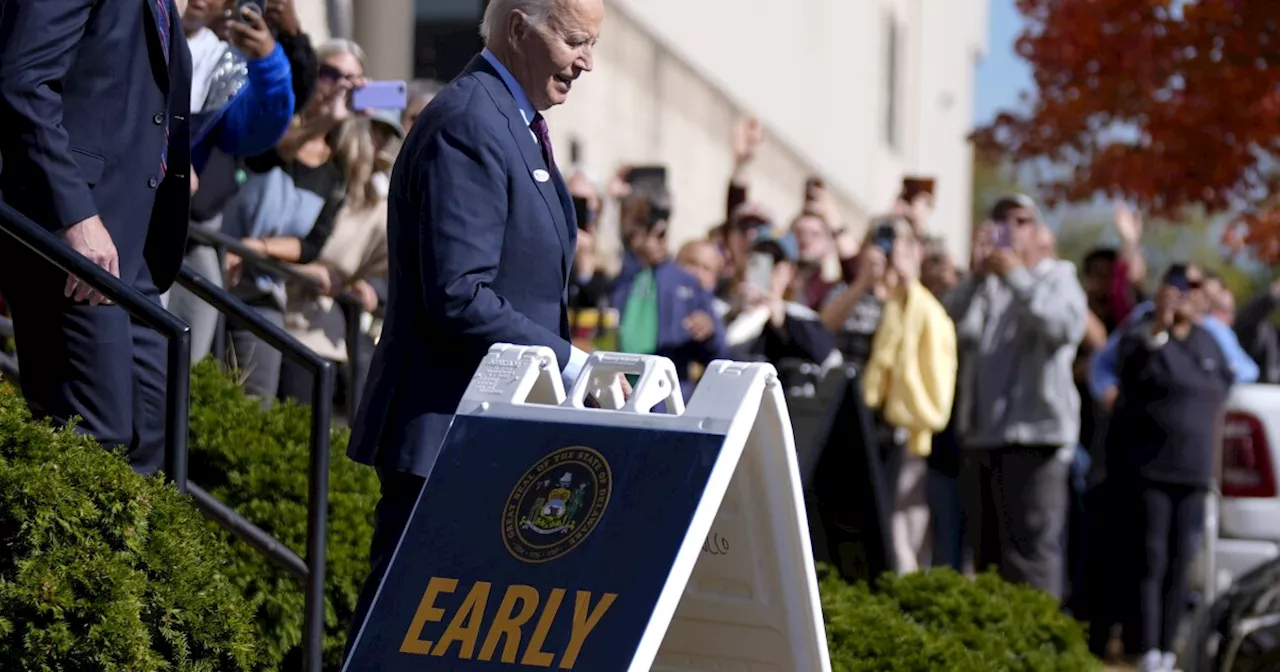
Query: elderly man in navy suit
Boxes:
[{"xmin": 343, "ymin": 0, "xmax": 607, "ymax": 650}]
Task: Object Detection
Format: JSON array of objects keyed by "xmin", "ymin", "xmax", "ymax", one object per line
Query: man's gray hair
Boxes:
[{"xmin": 480, "ymin": 0, "xmax": 556, "ymax": 46}]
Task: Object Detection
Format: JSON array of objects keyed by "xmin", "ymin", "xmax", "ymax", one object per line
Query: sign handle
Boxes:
[{"xmin": 566, "ymin": 352, "xmax": 686, "ymax": 415}]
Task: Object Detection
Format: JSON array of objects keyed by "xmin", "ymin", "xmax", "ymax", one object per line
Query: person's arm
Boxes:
[
  {"xmin": 1083, "ymin": 309, "xmax": 1108, "ymax": 352},
  {"xmin": 778, "ymin": 306, "xmax": 836, "ymax": 365},
  {"xmin": 1202, "ymin": 317, "xmax": 1260, "ymax": 384},
  {"xmin": 1089, "ymin": 327, "xmax": 1124, "ymax": 404},
  {"xmin": 693, "ymin": 288, "xmax": 729, "ymax": 362},
  {"xmin": 274, "ymin": 116, "xmax": 334, "ymax": 163},
  {"xmin": 1003, "ymin": 261, "xmax": 1087, "ymax": 349},
  {"xmin": 213, "ymin": 44, "xmax": 296, "ymax": 158},
  {"xmin": 819, "ymin": 282, "xmax": 865, "ymax": 334},
  {"xmin": 0, "ymin": 0, "xmax": 99, "ymax": 232},
  {"xmin": 418, "ymin": 113, "xmax": 578, "ymax": 377},
  {"xmin": 943, "ymin": 276, "xmax": 985, "ymax": 345}
]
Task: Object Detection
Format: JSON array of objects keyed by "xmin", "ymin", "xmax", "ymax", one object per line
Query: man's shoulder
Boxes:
[{"xmin": 416, "ymin": 73, "xmax": 509, "ymax": 137}]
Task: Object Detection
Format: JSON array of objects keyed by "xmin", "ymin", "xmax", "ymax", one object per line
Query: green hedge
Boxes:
[
  {"xmin": 0, "ymin": 384, "xmax": 258, "ymax": 671},
  {"xmin": 187, "ymin": 359, "xmax": 379, "ymax": 669},
  {"xmin": 184, "ymin": 361, "xmax": 1100, "ymax": 671},
  {"xmin": 821, "ymin": 566, "xmax": 1100, "ymax": 671}
]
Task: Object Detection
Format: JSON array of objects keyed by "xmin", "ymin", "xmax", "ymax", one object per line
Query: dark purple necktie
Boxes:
[
  {"xmin": 154, "ymin": 0, "xmax": 171, "ymax": 177},
  {"xmin": 530, "ymin": 113, "xmax": 556, "ymax": 171}
]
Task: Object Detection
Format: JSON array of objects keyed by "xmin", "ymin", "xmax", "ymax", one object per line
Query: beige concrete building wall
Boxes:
[
  {"xmin": 293, "ymin": 0, "xmax": 988, "ymax": 263},
  {"xmin": 542, "ymin": 3, "xmax": 865, "ymax": 263}
]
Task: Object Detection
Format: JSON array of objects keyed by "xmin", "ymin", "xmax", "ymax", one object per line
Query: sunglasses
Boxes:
[{"xmin": 318, "ymin": 64, "xmax": 360, "ymax": 83}]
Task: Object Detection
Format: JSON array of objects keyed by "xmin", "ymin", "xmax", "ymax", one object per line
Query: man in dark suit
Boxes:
[
  {"xmin": 343, "ymin": 0, "xmax": 606, "ymax": 650},
  {"xmin": 0, "ymin": 0, "xmax": 194, "ymax": 475}
]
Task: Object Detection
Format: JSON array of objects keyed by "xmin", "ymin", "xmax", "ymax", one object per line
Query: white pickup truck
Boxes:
[{"xmin": 1193, "ymin": 383, "xmax": 1280, "ymax": 600}]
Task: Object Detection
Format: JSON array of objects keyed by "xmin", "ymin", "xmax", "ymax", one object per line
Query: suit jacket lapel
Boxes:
[{"xmin": 466, "ymin": 56, "xmax": 573, "ymax": 283}]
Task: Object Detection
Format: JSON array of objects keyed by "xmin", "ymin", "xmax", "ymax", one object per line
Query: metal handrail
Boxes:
[
  {"xmin": 175, "ymin": 266, "xmax": 332, "ymax": 672},
  {"xmin": 0, "ymin": 202, "xmax": 332, "ymax": 671},
  {"xmin": 185, "ymin": 225, "xmax": 366, "ymax": 410},
  {"xmin": 0, "ymin": 201, "xmax": 192, "ymax": 491}
]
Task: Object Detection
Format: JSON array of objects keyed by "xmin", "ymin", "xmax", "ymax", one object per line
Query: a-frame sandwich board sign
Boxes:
[{"xmin": 343, "ymin": 344, "xmax": 832, "ymax": 672}]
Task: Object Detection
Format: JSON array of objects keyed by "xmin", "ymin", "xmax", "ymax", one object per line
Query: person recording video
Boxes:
[{"xmin": 611, "ymin": 191, "xmax": 726, "ymax": 398}]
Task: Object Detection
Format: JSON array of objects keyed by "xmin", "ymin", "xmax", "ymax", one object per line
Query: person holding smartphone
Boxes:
[
  {"xmin": 1101, "ymin": 264, "xmax": 1233, "ymax": 672},
  {"xmin": 945, "ymin": 194, "xmax": 1087, "ymax": 599}
]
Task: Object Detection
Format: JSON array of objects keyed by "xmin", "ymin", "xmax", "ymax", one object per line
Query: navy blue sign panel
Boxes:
[{"xmin": 346, "ymin": 414, "xmax": 727, "ymax": 671}]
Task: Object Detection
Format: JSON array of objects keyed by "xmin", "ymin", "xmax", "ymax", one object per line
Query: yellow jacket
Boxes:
[{"xmin": 862, "ymin": 280, "xmax": 958, "ymax": 457}]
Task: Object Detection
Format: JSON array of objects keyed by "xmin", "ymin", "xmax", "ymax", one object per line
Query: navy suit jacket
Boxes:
[
  {"xmin": 0, "ymin": 0, "xmax": 193, "ymax": 292},
  {"xmin": 348, "ymin": 55, "xmax": 578, "ymax": 478},
  {"xmin": 611, "ymin": 260, "xmax": 728, "ymax": 399}
]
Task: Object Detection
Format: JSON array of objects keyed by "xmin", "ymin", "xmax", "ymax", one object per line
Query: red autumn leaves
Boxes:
[{"xmin": 974, "ymin": 0, "xmax": 1280, "ymax": 261}]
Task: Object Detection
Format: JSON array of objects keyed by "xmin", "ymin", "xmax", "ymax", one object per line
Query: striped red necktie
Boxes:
[{"xmin": 154, "ymin": 0, "xmax": 171, "ymax": 178}]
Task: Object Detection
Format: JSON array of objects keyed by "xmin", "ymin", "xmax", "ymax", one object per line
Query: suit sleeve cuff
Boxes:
[{"xmin": 561, "ymin": 345, "xmax": 589, "ymax": 392}]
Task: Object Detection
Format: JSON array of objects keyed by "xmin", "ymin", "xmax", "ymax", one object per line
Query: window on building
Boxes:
[
  {"xmin": 415, "ymin": 0, "xmax": 486, "ymax": 82},
  {"xmin": 883, "ymin": 11, "xmax": 901, "ymax": 151}
]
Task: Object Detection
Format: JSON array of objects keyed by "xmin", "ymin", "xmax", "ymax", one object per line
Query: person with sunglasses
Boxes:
[
  {"xmin": 1097, "ymin": 263, "xmax": 1235, "ymax": 672},
  {"xmin": 1090, "ymin": 261, "xmax": 1258, "ymax": 414}
]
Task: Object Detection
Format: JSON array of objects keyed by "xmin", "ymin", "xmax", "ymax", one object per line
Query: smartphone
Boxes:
[
  {"xmin": 236, "ymin": 0, "xmax": 264, "ymax": 21},
  {"xmin": 573, "ymin": 196, "xmax": 592, "ymax": 231},
  {"xmin": 1165, "ymin": 264, "xmax": 1190, "ymax": 291},
  {"xmin": 626, "ymin": 165, "xmax": 667, "ymax": 194},
  {"xmin": 746, "ymin": 252, "xmax": 775, "ymax": 293},
  {"xmin": 872, "ymin": 223, "xmax": 896, "ymax": 256},
  {"xmin": 990, "ymin": 221, "xmax": 1013, "ymax": 249},
  {"xmin": 351, "ymin": 81, "xmax": 408, "ymax": 110}
]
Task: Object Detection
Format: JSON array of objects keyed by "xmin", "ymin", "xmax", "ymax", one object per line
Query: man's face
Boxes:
[
  {"xmin": 1202, "ymin": 277, "xmax": 1233, "ymax": 323},
  {"xmin": 1082, "ymin": 257, "xmax": 1114, "ymax": 304},
  {"xmin": 677, "ymin": 242, "xmax": 724, "ymax": 293},
  {"xmin": 631, "ymin": 222, "xmax": 669, "ymax": 267},
  {"xmin": 182, "ymin": 0, "xmax": 225, "ymax": 33},
  {"xmin": 511, "ymin": 0, "xmax": 604, "ymax": 111},
  {"xmin": 1006, "ymin": 206, "xmax": 1041, "ymax": 257},
  {"xmin": 791, "ymin": 215, "xmax": 830, "ymax": 264}
]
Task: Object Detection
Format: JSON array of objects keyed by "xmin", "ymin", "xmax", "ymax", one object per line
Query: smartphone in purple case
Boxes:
[{"xmin": 351, "ymin": 81, "xmax": 408, "ymax": 110}]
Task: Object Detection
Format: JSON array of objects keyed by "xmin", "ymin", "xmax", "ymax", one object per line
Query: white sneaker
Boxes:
[
  {"xmin": 1161, "ymin": 651, "xmax": 1179, "ymax": 672},
  {"xmin": 1139, "ymin": 649, "xmax": 1168, "ymax": 672}
]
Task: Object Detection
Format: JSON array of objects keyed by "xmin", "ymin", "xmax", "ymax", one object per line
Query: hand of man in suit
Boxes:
[
  {"xmin": 226, "ymin": 6, "xmax": 277, "ymax": 61},
  {"xmin": 61, "ymin": 215, "xmax": 119, "ymax": 306}
]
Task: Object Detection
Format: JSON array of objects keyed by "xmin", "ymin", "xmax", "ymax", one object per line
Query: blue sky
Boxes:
[{"xmin": 974, "ymin": 0, "xmax": 1033, "ymax": 124}]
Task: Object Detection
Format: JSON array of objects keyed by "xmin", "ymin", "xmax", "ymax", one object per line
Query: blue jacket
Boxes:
[
  {"xmin": 190, "ymin": 43, "xmax": 294, "ymax": 174},
  {"xmin": 1089, "ymin": 300, "xmax": 1259, "ymax": 400},
  {"xmin": 611, "ymin": 260, "xmax": 728, "ymax": 399},
  {"xmin": 347, "ymin": 54, "xmax": 579, "ymax": 478}
]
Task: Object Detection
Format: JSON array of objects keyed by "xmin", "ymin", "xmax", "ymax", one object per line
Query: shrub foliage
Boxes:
[
  {"xmin": 187, "ymin": 359, "xmax": 379, "ymax": 669},
  {"xmin": 821, "ymin": 566, "xmax": 1100, "ymax": 671},
  {"xmin": 0, "ymin": 384, "xmax": 258, "ymax": 671}
]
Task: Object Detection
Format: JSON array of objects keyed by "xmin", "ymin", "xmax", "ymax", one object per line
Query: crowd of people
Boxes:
[
  {"xmin": 560, "ymin": 118, "xmax": 1280, "ymax": 670},
  {"xmin": 5, "ymin": 0, "xmax": 1280, "ymax": 669}
]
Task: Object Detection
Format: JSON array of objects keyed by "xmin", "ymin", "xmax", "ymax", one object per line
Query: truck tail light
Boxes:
[{"xmin": 1222, "ymin": 412, "xmax": 1276, "ymax": 499}]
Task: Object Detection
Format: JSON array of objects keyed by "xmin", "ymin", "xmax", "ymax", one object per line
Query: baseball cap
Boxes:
[
  {"xmin": 751, "ymin": 230, "xmax": 799, "ymax": 263},
  {"xmin": 370, "ymin": 109, "xmax": 405, "ymax": 139}
]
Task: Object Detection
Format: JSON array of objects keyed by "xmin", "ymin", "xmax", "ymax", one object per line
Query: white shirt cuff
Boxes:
[{"xmin": 561, "ymin": 345, "xmax": 590, "ymax": 391}]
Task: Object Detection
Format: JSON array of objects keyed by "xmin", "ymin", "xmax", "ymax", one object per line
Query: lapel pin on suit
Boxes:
[{"xmin": 533, "ymin": 169, "xmax": 551, "ymax": 183}]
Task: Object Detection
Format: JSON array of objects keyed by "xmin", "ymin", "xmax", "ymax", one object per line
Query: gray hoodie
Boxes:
[{"xmin": 946, "ymin": 258, "xmax": 1086, "ymax": 449}]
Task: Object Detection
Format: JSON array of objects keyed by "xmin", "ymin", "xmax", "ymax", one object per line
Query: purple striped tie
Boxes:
[
  {"xmin": 155, "ymin": 0, "xmax": 171, "ymax": 177},
  {"xmin": 530, "ymin": 114, "xmax": 556, "ymax": 171}
]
